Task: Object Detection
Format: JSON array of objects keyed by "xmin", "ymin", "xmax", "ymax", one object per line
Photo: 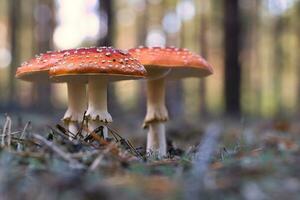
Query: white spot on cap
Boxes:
[{"xmin": 119, "ymin": 49, "xmax": 128, "ymax": 55}]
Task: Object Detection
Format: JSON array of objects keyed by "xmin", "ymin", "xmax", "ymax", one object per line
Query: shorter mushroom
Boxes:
[
  {"xmin": 129, "ymin": 46, "xmax": 213, "ymax": 157},
  {"xmin": 16, "ymin": 49, "xmax": 88, "ymax": 137},
  {"xmin": 50, "ymin": 47, "xmax": 147, "ymax": 138}
]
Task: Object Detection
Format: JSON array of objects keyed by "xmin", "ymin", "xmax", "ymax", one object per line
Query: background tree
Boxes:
[
  {"xmin": 296, "ymin": 1, "xmax": 300, "ymax": 113},
  {"xmin": 166, "ymin": 0, "xmax": 183, "ymax": 119},
  {"xmin": 8, "ymin": 0, "xmax": 21, "ymax": 109},
  {"xmin": 97, "ymin": 0, "xmax": 114, "ymax": 46},
  {"xmin": 273, "ymin": 16, "xmax": 285, "ymax": 114},
  {"xmin": 199, "ymin": 0, "xmax": 208, "ymax": 116},
  {"xmin": 97, "ymin": 0, "xmax": 121, "ymax": 117},
  {"xmin": 135, "ymin": 1, "xmax": 149, "ymax": 118},
  {"xmin": 32, "ymin": 0, "xmax": 55, "ymax": 112},
  {"xmin": 224, "ymin": 0, "xmax": 241, "ymax": 116}
]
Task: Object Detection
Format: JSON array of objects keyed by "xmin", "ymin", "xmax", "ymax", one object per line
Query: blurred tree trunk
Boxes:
[
  {"xmin": 241, "ymin": 0, "xmax": 261, "ymax": 115},
  {"xmin": 135, "ymin": 1, "xmax": 149, "ymax": 118},
  {"xmin": 251, "ymin": 0, "xmax": 262, "ymax": 115},
  {"xmin": 224, "ymin": 0, "xmax": 241, "ymax": 116},
  {"xmin": 296, "ymin": 2, "xmax": 300, "ymax": 113},
  {"xmin": 32, "ymin": 0, "xmax": 54, "ymax": 112},
  {"xmin": 97, "ymin": 0, "xmax": 121, "ymax": 117},
  {"xmin": 199, "ymin": 0, "xmax": 208, "ymax": 116},
  {"xmin": 137, "ymin": 1, "xmax": 148, "ymax": 46},
  {"xmin": 273, "ymin": 17, "xmax": 284, "ymax": 114},
  {"xmin": 98, "ymin": 0, "xmax": 114, "ymax": 46},
  {"xmin": 166, "ymin": 0, "xmax": 183, "ymax": 119},
  {"xmin": 8, "ymin": 0, "xmax": 21, "ymax": 109}
]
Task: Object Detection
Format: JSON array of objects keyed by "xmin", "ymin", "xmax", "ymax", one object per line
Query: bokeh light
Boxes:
[
  {"xmin": 54, "ymin": 0, "xmax": 100, "ymax": 49},
  {"xmin": 146, "ymin": 28, "xmax": 166, "ymax": 47},
  {"xmin": 265, "ymin": 0, "xmax": 297, "ymax": 15},
  {"xmin": 162, "ymin": 11, "xmax": 181, "ymax": 34},
  {"xmin": 0, "ymin": 48, "xmax": 11, "ymax": 68},
  {"xmin": 176, "ymin": 0, "xmax": 196, "ymax": 21}
]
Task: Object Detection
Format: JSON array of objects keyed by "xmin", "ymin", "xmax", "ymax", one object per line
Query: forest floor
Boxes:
[{"xmin": 0, "ymin": 115, "xmax": 299, "ymax": 200}]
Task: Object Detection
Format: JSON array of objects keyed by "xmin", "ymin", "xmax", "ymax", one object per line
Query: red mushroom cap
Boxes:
[
  {"xmin": 49, "ymin": 47, "xmax": 147, "ymax": 82},
  {"xmin": 15, "ymin": 49, "xmax": 77, "ymax": 82},
  {"xmin": 128, "ymin": 46, "xmax": 213, "ymax": 79}
]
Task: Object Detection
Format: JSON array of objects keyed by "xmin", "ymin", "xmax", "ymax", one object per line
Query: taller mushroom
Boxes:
[
  {"xmin": 50, "ymin": 47, "xmax": 147, "ymax": 138},
  {"xmin": 129, "ymin": 46, "xmax": 213, "ymax": 157},
  {"xmin": 15, "ymin": 49, "xmax": 87, "ymax": 136}
]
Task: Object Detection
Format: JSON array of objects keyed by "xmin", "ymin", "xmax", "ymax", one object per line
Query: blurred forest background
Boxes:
[{"xmin": 0, "ymin": 0, "xmax": 299, "ymax": 122}]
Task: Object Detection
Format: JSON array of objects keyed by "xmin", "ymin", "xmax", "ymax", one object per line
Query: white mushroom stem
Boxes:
[
  {"xmin": 147, "ymin": 122, "xmax": 167, "ymax": 157},
  {"xmin": 86, "ymin": 77, "xmax": 112, "ymax": 138},
  {"xmin": 145, "ymin": 77, "xmax": 168, "ymax": 157},
  {"xmin": 64, "ymin": 82, "xmax": 87, "ymax": 139}
]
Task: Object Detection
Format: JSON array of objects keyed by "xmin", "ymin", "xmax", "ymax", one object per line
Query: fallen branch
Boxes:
[
  {"xmin": 1, "ymin": 116, "xmax": 10, "ymax": 147},
  {"xmin": 6, "ymin": 116, "xmax": 12, "ymax": 150},
  {"xmin": 11, "ymin": 137, "xmax": 41, "ymax": 147},
  {"xmin": 89, "ymin": 143, "xmax": 115, "ymax": 171},
  {"xmin": 17, "ymin": 121, "xmax": 31, "ymax": 151},
  {"xmin": 0, "ymin": 131, "xmax": 21, "ymax": 137},
  {"xmin": 50, "ymin": 125, "xmax": 98, "ymax": 149},
  {"xmin": 33, "ymin": 134, "xmax": 85, "ymax": 169},
  {"xmin": 185, "ymin": 123, "xmax": 222, "ymax": 200}
]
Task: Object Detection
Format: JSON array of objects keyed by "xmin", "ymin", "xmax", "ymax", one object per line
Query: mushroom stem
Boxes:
[
  {"xmin": 147, "ymin": 122, "xmax": 167, "ymax": 157},
  {"xmin": 86, "ymin": 77, "xmax": 112, "ymax": 138},
  {"xmin": 64, "ymin": 82, "xmax": 87, "ymax": 139},
  {"xmin": 68, "ymin": 122, "xmax": 79, "ymax": 138},
  {"xmin": 145, "ymin": 77, "xmax": 168, "ymax": 157}
]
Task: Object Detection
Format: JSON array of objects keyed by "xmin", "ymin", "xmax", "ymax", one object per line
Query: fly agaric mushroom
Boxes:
[
  {"xmin": 129, "ymin": 46, "xmax": 213, "ymax": 157},
  {"xmin": 50, "ymin": 47, "xmax": 147, "ymax": 138},
  {"xmin": 15, "ymin": 49, "xmax": 88, "ymax": 136}
]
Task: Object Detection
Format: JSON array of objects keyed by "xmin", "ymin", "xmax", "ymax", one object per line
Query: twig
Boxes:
[
  {"xmin": 89, "ymin": 143, "xmax": 115, "ymax": 171},
  {"xmin": 1, "ymin": 116, "xmax": 9, "ymax": 147},
  {"xmin": 11, "ymin": 137, "xmax": 41, "ymax": 147},
  {"xmin": 106, "ymin": 125, "xmax": 142, "ymax": 158},
  {"xmin": 88, "ymin": 131, "xmax": 109, "ymax": 146},
  {"xmin": 127, "ymin": 139, "xmax": 144, "ymax": 158},
  {"xmin": 0, "ymin": 131, "xmax": 21, "ymax": 137},
  {"xmin": 107, "ymin": 125, "xmax": 123, "ymax": 141},
  {"xmin": 17, "ymin": 121, "xmax": 31, "ymax": 151},
  {"xmin": 6, "ymin": 116, "xmax": 12, "ymax": 150},
  {"xmin": 75, "ymin": 111, "xmax": 87, "ymax": 138},
  {"xmin": 56, "ymin": 124, "xmax": 77, "ymax": 139},
  {"xmin": 48, "ymin": 126, "xmax": 77, "ymax": 145},
  {"xmin": 51, "ymin": 125, "xmax": 98, "ymax": 148},
  {"xmin": 12, "ymin": 151, "xmax": 45, "ymax": 159},
  {"xmin": 33, "ymin": 134, "xmax": 84, "ymax": 169}
]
